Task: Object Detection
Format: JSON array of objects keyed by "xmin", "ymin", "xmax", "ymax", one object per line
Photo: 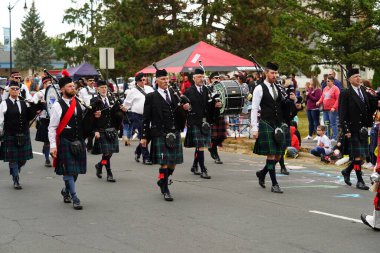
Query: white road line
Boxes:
[
  {"xmin": 309, "ymin": 210, "xmax": 362, "ymax": 223},
  {"xmin": 33, "ymin": 151, "xmax": 43, "ymax": 156}
]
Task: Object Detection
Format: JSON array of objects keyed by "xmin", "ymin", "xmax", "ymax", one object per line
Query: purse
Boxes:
[
  {"xmin": 201, "ymin": 122, "xmax": 211, "ymax": 135},
  {"xmin": 15, "ymin": 134, "xmax": 25, "ymax": 147},
  {"xmin": 70, "ymin": 140, "xmax": 83, "ymax": 157},
  {"xmin": 105, "ymin": 128, "xmax": 117, "ymax": 140},
  {"xmin": 165, "ymin": 133, "xmax": 177, "ymax": 149}
]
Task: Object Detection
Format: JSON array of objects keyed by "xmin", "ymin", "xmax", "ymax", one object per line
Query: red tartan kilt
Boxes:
[{"xmin": 211, "ymin": 116, "xmax": 227, "ymax": 140}]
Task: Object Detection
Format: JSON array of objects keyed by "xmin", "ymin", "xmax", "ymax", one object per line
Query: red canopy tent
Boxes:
[{"xmin": 138, "ymin": 41, "xmax": 259, "ymax": 74}]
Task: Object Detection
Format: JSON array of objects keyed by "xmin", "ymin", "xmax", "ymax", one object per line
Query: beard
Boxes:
[{"xmin": 64, "ymin": 89, "xmax": 76, "ymax": 98}]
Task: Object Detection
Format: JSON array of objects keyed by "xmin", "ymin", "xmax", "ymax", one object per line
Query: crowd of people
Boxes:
[{"xmin": 0, "ymin": 63, "xmax": 379, "ymax": 231}]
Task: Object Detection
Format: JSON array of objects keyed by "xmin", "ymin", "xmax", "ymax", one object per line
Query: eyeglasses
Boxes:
[
  {"xmin": 14, "ymin": 77, "xmax": 21, "ymax": 80},
  {"xmin": 141, "ymin": 79, "xmax": 146, "ymax": 81},
  {"xmin": 88, "ymin": 79, "xmax": 94, "ymax": 82},
  {"xmin": 10, "ymin": 87, "xmax": 20, "ymax": 91}
]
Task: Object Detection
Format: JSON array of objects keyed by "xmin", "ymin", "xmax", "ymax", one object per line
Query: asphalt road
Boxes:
[{"xmin": 0, "ymin": 130, "xmax": 378, "ymax": 253}]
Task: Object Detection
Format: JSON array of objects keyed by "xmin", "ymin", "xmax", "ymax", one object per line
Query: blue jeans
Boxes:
[
  {"xmin": 306, "ymin": 109, "xmax": 320, "ymax": 136},
  {"xmin": 310, "ymin": 147, "xmax": 326, "ymax": 157},
  {"xmin": 287, "ymin": 147, "xmax": 299, "ymax": 157},
  {"xmin": 322, "ymin": 110, "xmax": 338, "ymax": 140},
  {"xmin": 229, "ymin": 115, "xmax": 239, "ymax": 131}
]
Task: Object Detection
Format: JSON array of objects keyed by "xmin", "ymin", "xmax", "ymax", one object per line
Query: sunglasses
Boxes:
[
  {"xmin": 88, "ymin": 79, "xmax": 94, "ymax": 82},
  {"xmin": 14, "ymin": 77, "xmax": 21, "ymax": 79},
  {"xmin": 10, "ymin": 87, "xmax": 20, "ymax": 91}
]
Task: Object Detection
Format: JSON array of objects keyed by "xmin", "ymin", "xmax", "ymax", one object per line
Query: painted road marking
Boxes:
[
  {"xmin": 335, "ymin": 194, "xmax": 361, "ymax": 198},
  {"xmin": 282, "ymin": 185, "xmax": 339, "ymax": 189},
  {"xmin": 286, "ymin": 165, "xmax": 307, "ymax": 170},
  {"xmin": 33, "ymin": 151, "xmax": 43, "ymax": 156},
  {"xmin": 309, "ymin": 210, "xmax": 362, "ymax": 223}
]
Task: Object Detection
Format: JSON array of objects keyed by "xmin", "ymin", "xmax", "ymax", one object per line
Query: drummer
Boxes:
[
  {"xmin": 184, "ymin": 68, "xmax": 222, "ymax": 179},
  {"xmin": 33, "ymin": 76, "xmax": 54, "ymax": 167}
]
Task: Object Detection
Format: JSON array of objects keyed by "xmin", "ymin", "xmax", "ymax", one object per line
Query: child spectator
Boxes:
[
  {"xmin": 311, "ymin": 126, "xmax": 332, "ymax": 160},
  {"xmin": 287, "ymin": 121, "xmax": 300, "ymax": 158}
]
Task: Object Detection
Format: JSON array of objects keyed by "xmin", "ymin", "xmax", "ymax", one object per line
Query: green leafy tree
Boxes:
[
  {"xmin": 373, "ymin": 68, "xmax": 380, "ymax": 89},
  {"xmin": 14, "ymin": 1, "xmax": 54, "ymax": 73}
]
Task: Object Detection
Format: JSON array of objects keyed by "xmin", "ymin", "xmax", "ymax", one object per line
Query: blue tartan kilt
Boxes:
[
  {"xmin": 211, "ymin": 116, "xmax": 227, "ymax": 141},
  {"xmin": 0, "ymin": 132, "xmax": 33, "ymax": 162},
  {"xmin": 253, "ymin": 120, "xmax": 286, "ymax": 156},
  {"xmin": 35, "ymin": 118, "xmax": 50, "ymax": 142},
  {"xmin": 150, "ymin": 132, "xmax": 183, "ymax": 165},
  {"xmin": 348, "ymin": 133, "xmax": 369, "ymax": 158},
  {"xmin": 55, "ymin": 137, "xmax": 86, "ymax": 175},
  {"xmin": 184, "ymin": 124, "xmax": 211, "ymax": 148},
  {"xmin": 92, "ymin": 131, "xmax": 119, "ymax": 155}
]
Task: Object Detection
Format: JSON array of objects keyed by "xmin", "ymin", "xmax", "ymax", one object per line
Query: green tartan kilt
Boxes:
[
  {"xmin": 253, "ymin": 120, "xmax": 286, "ymax": 156},
  {"xmin": 92, "ymin": 132, "xmax": 119, "ymax": 155},
  {"xmin": 0, "ymin": 132, "xmax": 33, "ymax": 162},
  {"xmin": 150, "ymin": 132, "xmax": 183, "ymax": 165},
  {"xmin": 55, "ymin": 137, "xmax": 87, "ymax": 175},
  {"xmin": 348, "ymin": 133, "xmax": 369, "ymax": 158},
  {"xmin": 184, "ymin": 124, "xmax": 211, "ymax": 148}
]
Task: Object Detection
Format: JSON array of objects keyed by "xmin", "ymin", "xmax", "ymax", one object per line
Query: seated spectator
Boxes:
[
  {"xmin": 310, "ymin": 126, "xmax": 332, "ymax": 159},
  {"xmin": 287, "ymin": 121, "xmax": 300, "ymax": 158}
]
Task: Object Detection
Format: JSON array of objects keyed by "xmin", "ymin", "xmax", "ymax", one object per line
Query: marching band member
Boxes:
[
  {"xmin": 251, "ymin": 62, "xmax": 297, "ymax": 193},
  {"xmin": 2, "ymin": 71, "xmax": 32, "ymax": 101},
  {"xmin": 49, "ymin": 71, "xmax": 101, "ymax": 210},
  {"xmin": 33, "ymin": 76, "xmax": 53, "ymax": 167},
  {"xmin": 0, "ymin": 81, "xmax": 36, "ymax": 189},
  {"xmin": 184, "ymin": 68, "xmax": 222, "ymax": 179},
  {"xmin": 141, "ymin": 68, "xmax": 190, "ymax": 201}
]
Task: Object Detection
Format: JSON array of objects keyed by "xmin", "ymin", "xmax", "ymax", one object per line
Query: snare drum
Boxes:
[{"xmin": 213, "ymin": 80, "xmax": 247, "ymax": 115}]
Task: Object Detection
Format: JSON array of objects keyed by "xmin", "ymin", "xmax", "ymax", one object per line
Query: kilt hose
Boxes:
[
  {"xmin": 55, "ymin": 137, "xmax": 87, "ymax": 176},
  {"xmin": 92, "ymin": 132, "xmax": 119, "ymax": 155},
  {"xmin": 150, "ymin": 132, "xmax": 183, "ymax": 165},
  {"xmin": 184, "ymin": 124, "xmax": 211, "ymax": 148},
  {"xmin": 35, "ymin": 118, "xmax": 50, "ymax": 142},
  {"xmin": 253, "ymin": 120, "xmax": 287, "ymax": 156},
  {"xmin": 347, "ymin": 133, "xmax": 369, "ymax": 158},
  {"xmin": 211, "ymin": 116, "xmax": 227, "ymax": 143},
  {"xmin": 0, "ymin": 132, "xmax": 33, "ymax": 162}
]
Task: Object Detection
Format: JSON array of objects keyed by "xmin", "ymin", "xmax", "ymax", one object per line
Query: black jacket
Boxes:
[
  {"xmin": 142, "ymin": 89, "xmax": 186, "ymax": 139},
  {"xmin": 184, "ymin": 85, "xmax": 219, "ymax": 125},
  {"xmin": 339, "ymin": 85, "xmax": 378, "ymax": 134}
]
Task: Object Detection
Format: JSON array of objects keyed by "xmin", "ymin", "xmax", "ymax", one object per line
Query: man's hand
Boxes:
[
  {"xmin": 182, "ymin": 103, "xmax": 190, "ymax": 111},
  {"xmin": 289, "ymin": 92, "xmax": 296, "ymax": 101},
  {"xmin": 140, "ymin": 138, "xmax": 147, "ymax": 148},
  {"xmin": 252, "ymin": 130, "xmax": 259, "ymax": 139},
  {"xmin": 331, "ymin": 108, "xmax": 335, "ymax": 112},
  {"xmin": 94, "ymin": 110, "xmax": 101, "ymax": 118},
  {"xmin": 95, "ymin": 131, "xmax": 100, "ymax": 139},
  {"xmin": 50, "ymin": 148, "xmax": 57, "ymax": 158},
  {"xmin": 316, "ymin": 101, "xmax": 320, "ymax": 106},
  {"xmin": 345, "ymin": 133, "xmax": 351, "ymax": 138},
  {"xmin": 120, "ymin": 105, "xmax": 127, "ymax": 112},
  {"xmin": 215, "ymin": 101, "xmax": 222, "ymax": 108}
]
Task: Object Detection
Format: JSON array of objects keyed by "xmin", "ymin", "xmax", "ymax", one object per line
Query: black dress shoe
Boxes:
[
  {"xmin": 61, "ymin": 189, "xmax": 71, "ymax": 203},
  {"xmin": 356, "ymin": 181, "xmax": 369, "ymax": 190},
  {"xmin": 163, "ymin": 190, "xmax": 173, "ymax": 201},
  {"xmin": 45, "ymin": 160, "xmax": 52, "ymax": 167},
  {"xmin": 191, "ymin": 166, "xmax": 201, "ymax": 175},
  {"xmin": 341, "ymin": 169, "xmax": 352, "ymax": 186},
  {"xmin": 73, "ymin": 199, "xmax": 83, "ymax": 210},
  {"xmin": 95, "ymin": 164, "xmax": 102, "ymax": 179},
  {"xmin": 271, "ymin": 184, "xmax": 284, "ymax": 193},
  {"xmin": 107, "ymin": 175, "xmax": 116, "ymax": 182},
  {"xmin": 256, "ymin": 171, "xmax": 265, "ymax": 188},
  {"xmin": 280, "ymin": 167, "xmax": 290, "ymax": 175},
  {"xmin": 134, "ymin": 153, "xmax": 140, "ymax": 163},
  {"xmin": 13, "ymin": 182, "xmax": 22, "ymax": 190},
  {"xmin": 200, "ymin": 168, "xmax": 211, "ymax": 179},
  {"xmin": 208, "ymin": 148, "xmax": 216, "ymax": 160},
  {"xmin": 214, "ymin": 156, "xmax": 223, "ymax": 164},
  {"xmin": 143, "ymin": 159, "xmax": 152, "ymax": 165},
  {"xmin": 157, "ymin": 180, "xmax": 165, "ymax": 194}
]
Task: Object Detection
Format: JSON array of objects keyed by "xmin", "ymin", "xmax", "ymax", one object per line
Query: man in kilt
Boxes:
[
  {"xmin": 2, "ymin": 71, "xmax": 32, "ymax": 101},
  {"xmin": 33, "ymin": 76, "xmax": 53, "ymax": 167},
  {"xmin": 251, "ymin": 62, "xmax": 297, "ymax": 193},
  {"xmin": 340, "ymin": 69, "xmax": 378, "ymax": 190},
  {"xmin": 49, "ymin": 70, "xmax": 101, "ymax": 210},
  {"xmin": 123, "ymin": 73, "xmax": 154, "ymax": 165},
  {"xmin": 184, "ymin": 68, "xmax": 222, "ymax": 179},
  {"xmin": 141, "ymin": 68, "xmax": 190, "ymax": 201},
  {"xmin": 208, "ymin": 72, "xmax": 227, "ymax": 164},
  {"xmin": 92, "ymin": 80, "xmax": 119, "ymax": 182},
  {"xmin": 0, "ymin": 81, "xmax": 36, "ymax": 189}
]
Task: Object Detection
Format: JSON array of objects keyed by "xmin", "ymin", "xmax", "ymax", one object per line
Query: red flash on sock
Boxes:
[
  {"xmin": 353, "ymin": 164, "xmax": 360, "ymax": 171},
  {"xmin": 101, "ymin": 160, "xmax": 108, "ymax": 166},
  {"xmin": 158, "ymin": 173, "xmax": 164, "ymax": 179}
]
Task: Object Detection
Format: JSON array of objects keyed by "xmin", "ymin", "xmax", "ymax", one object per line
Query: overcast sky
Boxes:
[{"xmin": 0, "ymin": 0, "xmax": 76, "ymax": 44}]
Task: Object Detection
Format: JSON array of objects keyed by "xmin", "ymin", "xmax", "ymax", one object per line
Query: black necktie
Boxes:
[
  {"xmin": 271, "ymin": 84, "xmax": 278, "ymax": 100},
  {"xmin": 199, "ymin": 87, "xmax": 203, "ymax": 94},
  {"xmin": 358, "ymin": 88, "xmax": 364, "ymax": 103},
  {"xmin": 164, "ymin": 90, "xmax": 171, "ymax": 104},
  {"xmin": 104, "ymin": 99, "xmax": 109, "ymax": 108}
]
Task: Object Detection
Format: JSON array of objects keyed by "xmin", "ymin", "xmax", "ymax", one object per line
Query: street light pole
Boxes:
[{"xmin": 7, "ymin": 0, "xmax": 27, "ymax": 76}]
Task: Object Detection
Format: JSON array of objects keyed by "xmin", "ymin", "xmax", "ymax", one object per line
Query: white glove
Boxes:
[{"xmin": 370, "ymin": 172, "xmax": 380, "ymax": 183}]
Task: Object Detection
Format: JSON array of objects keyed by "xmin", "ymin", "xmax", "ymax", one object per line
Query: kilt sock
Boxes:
[
  {"xmin": 197, "ymin": 150, "xmax": 206, "ymax": 170},
  {"xmin": 343, "ymin": 161, "xmax": 354, "ymax": 175},
  {"xmin": 168, "ymin": 168, "xmax": 174, "ymax": 176},
  {"xmin": 9, "ymin": 162, "xmax": 19, "ymax": 182},
  {"xmin": 63, "ymin": 175, "xmax": 78, "ymax": 201},
  {"xmin": 135, "ymin": 144, "xmax": 142, "ymax": 157},
  {"xmin": 43, "ymin": 143, "xmax": 50, "ymax": 162},
  {"xmin": 279, "ymin": 155, "xmax": 286, "ymax": 169},
  {"xmin": 267, "ymin": 160, "xmax": 277, "ymax": 186},
  {"xmin": 192, "ymin": 149, "xmax": 199, "ymax": 168},
  {"xmin": 353, "ymin": 160, "xmax": 364, "ymax": 183},
  {"xmin": 158, "ymin": 168, "xmax": 168, "ymax": 193}
]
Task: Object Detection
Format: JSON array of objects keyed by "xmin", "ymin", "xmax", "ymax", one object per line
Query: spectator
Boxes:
[
  {"xmin": 321, "ymin": 74, "xmax": 328, "ymax": 91},
  {"xmin": 328, "ymin": 70, "xmax": 343, "ymax": 90},
  {"xmin": 304, "ymin": 77, "xmax": 322, "ymax": 140},
  {"xmin": 31, "ymin": 73, "xmax": 40, "ymax": 92},
  {"xmin": 316, "ymin": 76, "xmax": 340, "ymax": 141},
  {"xmin": 287, "ymin": 121, "xmax": 300, "ymax": 158},
  {"xmin": 24, "ymin": 76, "xmax": 32, "ymax": 90},
  {"xmin": 180, "ymin": 73, "xmax": 192, "ymax": 94},
  {"xmin": 310, "ymin": 125, "xmax": 332, "ymax": 158},
  {"xmin": 291, "ymin": 73, "xmax": 298, "ymax": 91}
]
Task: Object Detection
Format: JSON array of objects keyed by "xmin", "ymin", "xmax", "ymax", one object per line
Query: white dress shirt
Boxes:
[
  {"xmin": 250, "ymin": 81, "xmax": 278, "ymax": 131},
  {"xmin": 157, "ymin": 87, "xmax": 172, "ymax": 103},
  {"xmin": 48, "ymin": 97, "xmax": 85, "ymax": 149},
  {"xmin": 78, "ymin": 85, "xmax": 97, "ymax": 106},
  {"xmin": 123, "ymin": 85, "xmax": 154, "ymax": 114}
]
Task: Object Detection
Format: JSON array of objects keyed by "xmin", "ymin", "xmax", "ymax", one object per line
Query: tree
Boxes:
[
  {"xmin": 14, "ymin": 1, "xmax": 54, "ymax": 73},
  {"xmin": 373, "ymin": 68, "xmax": 380, "ymax": 89}
]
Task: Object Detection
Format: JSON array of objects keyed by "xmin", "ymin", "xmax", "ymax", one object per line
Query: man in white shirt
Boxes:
[{"xmin": 123, "ymin": 73, "xmax": 154, "ymax": 164}]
